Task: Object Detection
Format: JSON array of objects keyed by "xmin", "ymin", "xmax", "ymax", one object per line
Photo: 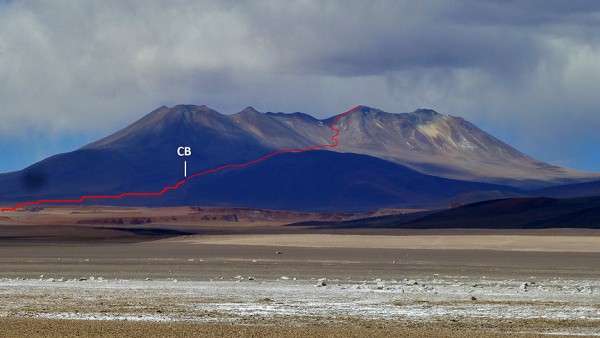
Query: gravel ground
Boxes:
[{"xmin": 0, "ymin": 275, "xmax": 598, "ymax": 336}]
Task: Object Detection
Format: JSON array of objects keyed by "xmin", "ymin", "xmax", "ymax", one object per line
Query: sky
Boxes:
[{"xmin": 1, "ymin": 0, "xmax": 600, "ymax": 173}]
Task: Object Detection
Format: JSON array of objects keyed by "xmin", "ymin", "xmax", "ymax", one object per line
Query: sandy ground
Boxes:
[
  {"xmin": 0, "ymin": 318, "xmax": 573, "ymax": 338},
  {"xmin": 1, "ymin": 206, "xmax": 599, "ymax": 336},
  {"xmin": 184, "ymin": 233, "xmax": 600, "ymax": 252}
]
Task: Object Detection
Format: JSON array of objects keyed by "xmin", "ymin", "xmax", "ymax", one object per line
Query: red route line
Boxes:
[{"xmin": 1, "ymin": 105, "xmax": 362, "ymax": 213}]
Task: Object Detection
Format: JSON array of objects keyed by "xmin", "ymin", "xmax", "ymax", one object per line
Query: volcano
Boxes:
[{"xmin": 0, "ymin": 105, "xmax": 597, "ymax": 212}]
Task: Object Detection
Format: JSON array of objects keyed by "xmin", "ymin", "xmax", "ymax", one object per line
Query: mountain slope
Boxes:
[{"xmin": 173, "ymin": 151, "xmax": 521, "ymax": 212}]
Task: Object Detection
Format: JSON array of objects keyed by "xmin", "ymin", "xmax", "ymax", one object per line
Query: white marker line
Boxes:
[{"xmin": 184, "ymin": 160, "xmax": 187, "ymax": 178}]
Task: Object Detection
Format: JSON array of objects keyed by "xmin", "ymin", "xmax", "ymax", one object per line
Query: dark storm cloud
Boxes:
[
  {"xmin": 454, "ymin": 0, "xmax": 600, "ymax": 26},
  {"xmin": 232, "ymin": 1, "xmax": 598, "ymax": 76},
  {"xmin": 1, "ymin": 0, "xmax": 600, "ymax": 171}
]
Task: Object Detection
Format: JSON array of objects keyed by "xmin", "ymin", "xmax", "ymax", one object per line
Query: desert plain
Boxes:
[{"xmin": 0, "ymin": 206, "xmax": 598, "ymax": 337}]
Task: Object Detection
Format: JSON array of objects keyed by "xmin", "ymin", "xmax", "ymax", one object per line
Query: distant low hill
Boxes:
[
  {"xmin": 530, "ymin": 180, "xmax": 600, "ymax": 199},
  {"xmin": 290, "ymin": 196, "xmax": 600, "ymax": 229}
]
